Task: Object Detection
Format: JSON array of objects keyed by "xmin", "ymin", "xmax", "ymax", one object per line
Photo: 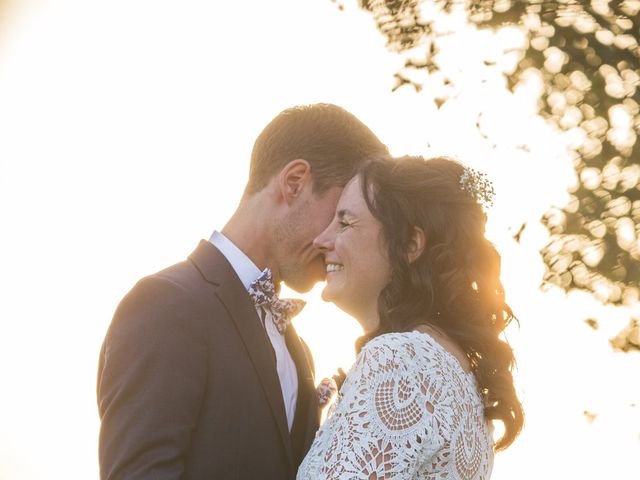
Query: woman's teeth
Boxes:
[{"xmin": 326, "ymin": 263, "xmax": 344, "ymax": 273}]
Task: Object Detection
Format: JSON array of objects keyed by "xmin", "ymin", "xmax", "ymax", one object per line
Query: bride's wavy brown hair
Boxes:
[{"xmin": 355, "ymin": 155, "xmax": 524, "ymax": 451}]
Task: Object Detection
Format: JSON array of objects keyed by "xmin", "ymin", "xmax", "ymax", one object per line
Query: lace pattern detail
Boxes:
[{"xmin": 297, "ymin": 332, "xmax": 494, "ymax": 479}]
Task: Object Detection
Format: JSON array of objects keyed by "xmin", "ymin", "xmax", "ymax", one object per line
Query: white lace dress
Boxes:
[{"xmin": 297, "ymin": 331, "xmax": 494, "ymax": 479}]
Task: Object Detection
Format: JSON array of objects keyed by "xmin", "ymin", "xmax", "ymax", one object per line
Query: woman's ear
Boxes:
[
  {"xmin": 277, "ymin": 159, "xmax": 312, "ymax": 204},
  {"xmin": 407, "ymin": 226, "xmax": 426, "ymax": 263}
]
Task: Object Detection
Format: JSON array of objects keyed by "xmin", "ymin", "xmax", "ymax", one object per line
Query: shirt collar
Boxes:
[{"xmin": 209, "ymin": 230, "xmax": 262, "ymax": 291}]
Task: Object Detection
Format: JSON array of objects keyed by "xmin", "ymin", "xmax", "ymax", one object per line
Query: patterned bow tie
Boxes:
[{"xmin": 247, "ymin": 268, "xmax": 306, "ymax": 334}]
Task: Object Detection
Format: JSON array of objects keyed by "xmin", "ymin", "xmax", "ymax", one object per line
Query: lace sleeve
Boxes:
[
  {"xmin": 314, "ymin": 334, "xmax": 445, "ymax": 478},
  {"xmin": 298, "ymin": 332, "xmax": 493, "ymax": 480}
]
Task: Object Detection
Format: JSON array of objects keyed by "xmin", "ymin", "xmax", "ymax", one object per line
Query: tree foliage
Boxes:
[{"xmin": 350, "ymin": 0, "xmax": 640, "ymax": 348}]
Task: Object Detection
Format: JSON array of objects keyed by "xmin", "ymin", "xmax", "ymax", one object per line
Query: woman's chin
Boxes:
[
  {"xmin": 321, "ymin": 284, "xmax": 344, "ymax": 307},
  {"xmin": 322, "ymin": 288, "xmax": 353, "ymax": 317},
  {"xmin": 320, "ymin": 285, "xmax": 336, "ymax": 303}
]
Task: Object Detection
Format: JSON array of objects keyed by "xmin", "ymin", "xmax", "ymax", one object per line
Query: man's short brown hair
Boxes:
[{"xmin": 245, "ymin": 103, "xmax": 388, "ymax": 195}]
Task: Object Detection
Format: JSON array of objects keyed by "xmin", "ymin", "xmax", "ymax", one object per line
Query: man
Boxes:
[{"xmin": 97, "ymin": 103, "xmax": 388, "ymax": 479}]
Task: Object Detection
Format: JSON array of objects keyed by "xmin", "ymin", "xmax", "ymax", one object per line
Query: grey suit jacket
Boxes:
[{"xmin": 97, "ymin": 240, "xmax": 320, "ymax": 479}]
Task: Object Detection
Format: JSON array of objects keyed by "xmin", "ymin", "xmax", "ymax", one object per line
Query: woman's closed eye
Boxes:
[{"xmin": 338, "ymin": 220, "xmax": 352, "ymax": 230}]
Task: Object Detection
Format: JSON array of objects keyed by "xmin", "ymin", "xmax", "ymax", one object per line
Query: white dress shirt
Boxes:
[{"xmin": 209, "ymin": 230, "xmax": 298, "ymax": 431}]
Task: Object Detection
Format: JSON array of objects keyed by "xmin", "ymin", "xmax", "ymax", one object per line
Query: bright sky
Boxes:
[{"xmin": 1, "ymin": 1, "xmax": 639, "ymax": 479}]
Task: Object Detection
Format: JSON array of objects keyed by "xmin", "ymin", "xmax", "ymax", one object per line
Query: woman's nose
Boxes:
[{"xmin": 313, "ymin": 221, "xmax": 335, "ymax": 251}]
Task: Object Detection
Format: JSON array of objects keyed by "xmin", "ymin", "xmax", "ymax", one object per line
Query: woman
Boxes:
[{"xmin": 298, "ymin": 156, "xmax": 524, "ymax": 479}]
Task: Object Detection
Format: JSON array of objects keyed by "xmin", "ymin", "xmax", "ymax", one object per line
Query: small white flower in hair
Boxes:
[{"xmin": 459, "ymin": 166, "xmax": 496, "ymax": 209}]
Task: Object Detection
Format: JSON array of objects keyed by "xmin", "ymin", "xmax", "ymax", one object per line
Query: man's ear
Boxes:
[
  {"xmin": 277, "ymin": 159, "xmax": 312, "ymax": 204},
  {"xmin": 407, "ymin": 226, "xmax": 426, "ymax": 263}
]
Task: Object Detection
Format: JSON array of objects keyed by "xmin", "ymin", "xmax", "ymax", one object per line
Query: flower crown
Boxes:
[{"xmin": 459, "ymin": 166, "xmax": 495, "ymax": 208}]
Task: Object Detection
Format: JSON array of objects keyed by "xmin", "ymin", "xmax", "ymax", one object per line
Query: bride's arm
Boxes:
[{"xmin": 317, "ymin": 334, "xmax": 439, "ymax": 479}]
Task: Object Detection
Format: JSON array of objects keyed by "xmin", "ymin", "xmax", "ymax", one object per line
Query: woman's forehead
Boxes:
[{"xmin": 338, "ymin": 177, "xmax": 365, "ymax": 208}]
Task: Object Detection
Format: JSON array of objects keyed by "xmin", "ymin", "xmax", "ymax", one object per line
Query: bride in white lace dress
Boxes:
[{"xmin": 298, "ymin": 156, "xmax": 524, "ymax": 479}]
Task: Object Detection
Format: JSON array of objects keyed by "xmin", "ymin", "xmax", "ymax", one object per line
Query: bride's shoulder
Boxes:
[
  {"xmin": 360, "ymin": 329, "xmax": 471, "ymax": 375},
  {"xmin": 348, "ymin": 333, "xmax": 423, "ymax": 382},
  {"xmin": 360, "ymin": 331, "xmax": 420, "ymax": 352},
  {"xmin": 357, "ymin": 331, "xmax": 431, "ymax": 367},
  {"xmin": 362, "ymin": 329, "xmax": 438, "ymax": 352}
]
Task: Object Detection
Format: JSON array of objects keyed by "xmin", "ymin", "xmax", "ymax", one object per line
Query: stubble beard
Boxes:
[{"xmin": 272, "ymin": 201, "xmax": 318, "ymax": 293}]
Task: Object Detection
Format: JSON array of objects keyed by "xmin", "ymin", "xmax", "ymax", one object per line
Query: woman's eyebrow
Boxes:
[{"xmin": 337, "ymin": 209, "xmax": 354, "ymax": 220}]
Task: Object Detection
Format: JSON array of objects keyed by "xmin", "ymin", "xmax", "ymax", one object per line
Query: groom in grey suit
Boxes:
[{"xmin": 97, "ymin": 103, "xmax": 388, "ymax": 479}]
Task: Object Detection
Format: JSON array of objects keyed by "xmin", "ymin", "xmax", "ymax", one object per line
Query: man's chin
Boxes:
[
  {"xmin": 286, "ymin": 282, "xmax": 314, "ymax": 294},
  {"xmin": 281, "ymin": 263, "xmax": 327, "ymax": 293},
  {"xmin": 284, "ymin": 276, "xmax": 318, "ymax": 294}
]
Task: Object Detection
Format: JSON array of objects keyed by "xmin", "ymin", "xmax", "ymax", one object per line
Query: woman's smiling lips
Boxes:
[{"xmin": 326, "ymin": 263, "xmax": 344, "ymax": 273}]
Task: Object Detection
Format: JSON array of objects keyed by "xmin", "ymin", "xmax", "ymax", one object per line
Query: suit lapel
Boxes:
[
  {"xmin": 286, "ymin": 324, "xmax": 320, "ymax": 465},
  {"xmin": 189, "ymin": 241, "xmax": 294, "ymax": 471}
]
